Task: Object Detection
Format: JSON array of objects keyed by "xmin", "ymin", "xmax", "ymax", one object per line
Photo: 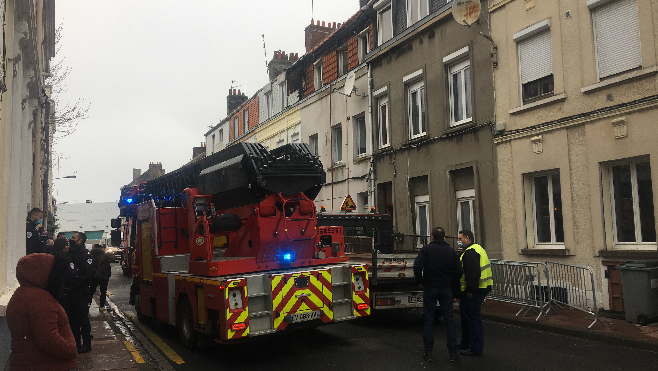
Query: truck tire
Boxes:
[{"xmin": 177, "ymin": 298, "xmax": 196, "ymax": 349}]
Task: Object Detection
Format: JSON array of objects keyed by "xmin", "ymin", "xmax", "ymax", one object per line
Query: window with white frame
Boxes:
[
  {"xmin": 308, "ymin": 134, "xmax": 319, "ymax": 156},
  {"xmin": 407, "ymin": 0, "xmax": 429, "ymax": 27},
  {"xmin": 233, "ymin": 117, "xmax": 239, "ymax": 139},
  {"xmin": 415, "ymin": 195, "xmax": 430, "ymax": 247},
  {"xmin": 407, "ymin": 80, "xmax": 426, "ymax": 139},
  {"xmin": 243, "ymin": 108, "xmax": 249, "ymax": 134},
  {"xmin": 456, "ymin": 189, "xmax": 475, "ymax": 233},
  {"xmin": 378, "ymin": 96, "xmax": 390, "ymax": 148},
  {"xmin": 377, "ymin": 3, "xmax": 393, "ymax": 45},
  {"xmin": 219, "ymin": 128, "xmax": 224, "ymax": 143},
  {"xmin": 314, "ymin": 60, "xmax": 323, "ymax": 90},
  {"xmin": 279, "ymin": 82, "xmax": 287, "ymax": 110},
  {"xmin": 211, "ymin": 134, "xmax": 215, "ymax": 153},
  {"xmin": 354, "ymin": 116, "xmax": 367, "ymax": 157},
  {"xmin": 266, "ymin": 92, "xmax": 272, "ymax": 118},
  {"xmin": 517, "ymin": 29, "xmax": 554, "ymax": 103},
  {"xmin": 332, "ymin": 124, "xmax": 343, "ymax": 164},
  {"xmin": 610, "ymin": 161, "xmax": 655, "ymax": 245},
  {"xmin": 531, "ymin": 173, "xmax": 564, "ymax": 246},
  {"xmin": 449, "ymin": 59, "xmax": 472, "ymax": 126},
  {"xmin": 590, "ymin": 0, "xmax": 641, "ymax": 79},
  {"xmin": 358, "ymin": 30, "xmax": 370, "ymax": 64},
  {"xmin": 338, "ymin": 46, "xmax": 349, "ymax": 76}
]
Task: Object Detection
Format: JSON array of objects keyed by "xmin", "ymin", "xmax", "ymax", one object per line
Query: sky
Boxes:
[{"xmin": 52, "ymin": 0, "xmax": 360, "ymax": 204}]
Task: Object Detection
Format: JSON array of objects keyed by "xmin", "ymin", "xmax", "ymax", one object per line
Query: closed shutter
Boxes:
[
  {"xmin": 518, "ymin": 30, "xmax": 552, "ymax": 84},
  {"xmin": 592, "ymin": 0, "xmax": 641, "ymax": 78}
]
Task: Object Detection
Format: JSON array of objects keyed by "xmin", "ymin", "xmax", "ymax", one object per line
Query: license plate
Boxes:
[
  {"xmin": 285, "ymin": 310, "xmax": 321, "ymax": 323},
  {"xmin": 408, "ymin": 295, "xmax": 423, "ymax": 303}
]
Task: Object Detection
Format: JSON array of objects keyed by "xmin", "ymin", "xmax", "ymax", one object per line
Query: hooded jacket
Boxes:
[{"xmin": 6, "ymin": 253, "xmax": 78, "ymax": 371}]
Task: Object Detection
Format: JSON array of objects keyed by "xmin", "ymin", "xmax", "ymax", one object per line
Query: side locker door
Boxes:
[{"xmin": 140, "ymin": 221, "xmax": 153, "ymax": 282}]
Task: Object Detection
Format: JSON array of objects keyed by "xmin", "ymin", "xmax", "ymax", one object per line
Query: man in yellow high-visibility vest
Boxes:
[{"xmin": 458, "ymin": 230, "xmax": 492, "ymax": 357}]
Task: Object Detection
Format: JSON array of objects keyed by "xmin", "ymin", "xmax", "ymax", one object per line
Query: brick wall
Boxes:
[
  {"xmin": 304, "ymin": 64, "xmax": 315, "ymax": 97},
  {"xmin": 247, "ymin": 97, "xmax": 259, "ymax": 130},
  {"xmin": 323, "ymin": 52, "xmax": 338, "ymax": 85},
  {"xmin": 369, "ymin": 23, "xmax": 374, "ymax": 51},
  {"xmin": 347, "ymin": 35, "xmax": 359, "ymax": 71}
]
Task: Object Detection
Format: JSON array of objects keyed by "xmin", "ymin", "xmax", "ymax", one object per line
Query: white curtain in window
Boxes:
[
  {"xmin": 518, "ymin": 30, "xmax": 552, "ymax": 84},
  {"xmin": 592, "ymin": 0, "xmax": 641, "ymax": 78}
]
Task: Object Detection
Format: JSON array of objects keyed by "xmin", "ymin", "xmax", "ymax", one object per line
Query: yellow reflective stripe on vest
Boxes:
[{"xmin": 459, "ymin": 244, "xmax": 493, "ymax": 291}]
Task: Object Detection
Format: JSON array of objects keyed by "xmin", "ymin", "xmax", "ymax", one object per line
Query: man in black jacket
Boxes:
[
  {"xmin": 90, "ymin": 244, "xmax": 112, "ymax": 307},
  {"xmin": 65, "ymin": 232, "xmax": 95, "ymax": 354},
  {"xmin": 25, "ymin": 208, "xmax": 46, "ymax": 255},
  {"xmin": 413, "ymin": 226, "xmax": 463, "ymax": 363}
]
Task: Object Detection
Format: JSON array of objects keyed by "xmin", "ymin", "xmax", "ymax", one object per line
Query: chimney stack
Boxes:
[
  {"xmin": 267, "ymin": 49, "xmax": 298, "ymax": 81},
  {"xmin": 304, "ymin": 18, "xmax": 336, "ymax": 53},
  {"xmin": 133, "ymin": 168, "xmax": 141, "ymax": 182},
  {"xmin": 227, "ymin": 88, "xmax": 248, "ymax": 115}
]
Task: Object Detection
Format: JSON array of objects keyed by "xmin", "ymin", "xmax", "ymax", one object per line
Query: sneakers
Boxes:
[
  {"xmin": 457, "ymin": 344, "xmax": 469, "ymax": 351},
  {"xmin": 423, "ymin": 353, "xmax": 433, "ymax": 362},
  {"xmin": 460, "ymin": 349, "xmax": 483, "ymax": 357},
  {"xmin": 449, "ymin": 354, "xmax": 460, "ymax": 362}
]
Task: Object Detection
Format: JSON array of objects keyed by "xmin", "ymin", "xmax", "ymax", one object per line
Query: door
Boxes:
[{"xmin": 140, "ymin": 221, "xmax": 153, "ymax": 282}]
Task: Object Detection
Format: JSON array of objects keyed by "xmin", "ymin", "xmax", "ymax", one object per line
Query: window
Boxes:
[
  {"xmin": 591, "ymin": 0, "xmax": 641, "ymax": 79},
  {"xmin": 610, "ymin": 161, "xmax": 655, "ymax": 244},
  {"xmin": 233, "ymin": 117, "xmax": 239, "ymax": 139},
  {"xmin": 243, "ymin": 108, "xmax": 249, "ymax": 134},
  {"xmin": 314, "ymin": 60, "xmax": 323, "ymax": 90},
  {"xmin": 332, "ymin": 125, "xmax": 342, "ymax": 164},
  {"xmin": 354, "ymin": 116, "xmax": 367, "ymax": 157},
  {"xmin": 449, "ymin": 59, "xmax": 472, "ymax": 126},
  {"xmin": 358, "ymin": 30, "xmax": 370, "ymax": 64},
  {"xmin": 407, "ymin": 80, "xmax": 426, "ymax": 139},
  {"xmin": 456, "ymin": 189, "xmax": 475, "ymax": 233},
  {"xmin": 266, "ymin": 92, "xmax": 272, "ymax": 118},
  {"xmin": 378, "ymin": 96, "xmax": 390, "ymax": 148},
  {"xmin": 338, "ymin": 46, "xmax": 349, "ymax": 76},
  {"xmin": 518, "ymin": 30, "xmax": 553, "ymax": 103},
  {"xmin": 219, "ymin": 129, "xmax": 224, "ymax": 143},
  {"xmin": 211, "ymin": 134, "xmax": 215, "ymax": 153},
  {"xmin": 307, "ymin": 134, "xmax": 318, "ymax": 156},
  {"xmin": 532, "ymin": 173, "xmax": 564, "ymax": 245},
  {"xmin": 415, "ymin": 195, "xmax": 430, "ymax": 247},
  {"xmin": 279, "ymin": 82, "xmax": 286, "ymax": 110},
  {"xmin": 377, "ymin": 4, "xmax": 393, "ymax": 45},
  {"xmin": 407, "ymin": 0, "xmax": 429, "ymax": 27}
]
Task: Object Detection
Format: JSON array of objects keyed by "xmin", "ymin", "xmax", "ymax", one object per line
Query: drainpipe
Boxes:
[
  {"xmin": 329, "ymin": 82, "xmax": 334, "ymax": 211},
  {"xmin": 367, "ymin": 63, "xmax": 375, "ymax": 209},
  {"xmin": 345, "ymin": 94, "xmax": 349, "ymax": 198}
]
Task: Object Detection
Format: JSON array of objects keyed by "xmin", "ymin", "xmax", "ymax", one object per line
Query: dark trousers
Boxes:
[
  {"xmin": 66, "ymin": 292, "xmax": 91, "ymax": 343},
  {"xmin": 423, "ymin": 287, "xmax": 458, "ymax": 356},
  {"xmin": 459, "ymin": 291, "xmax": 485, "ymax": 353},
  {"xmin": 91, "ymin": 278, "xmax": 109, "ymax": 307}
]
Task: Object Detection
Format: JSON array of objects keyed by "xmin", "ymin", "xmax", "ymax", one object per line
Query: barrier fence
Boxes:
[{"xmin": 488, "ymin": 259, "xmax": 604, "ymax": 329}]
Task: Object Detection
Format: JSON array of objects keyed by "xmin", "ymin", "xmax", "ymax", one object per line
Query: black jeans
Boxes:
[
  {"xmin": 459, "ymin": 291, "xmax": 485, "ymax": 353},
  {"xmin": 91, "ymin": 278, "xmax": 109, "ymax": 307},
  {"xmin": 423, "ymin": 287, "xmax": 458, "ymax": 356},
  {"xmin": 66, "ymin": 292, "xmax": 91, "ymax": 342}
]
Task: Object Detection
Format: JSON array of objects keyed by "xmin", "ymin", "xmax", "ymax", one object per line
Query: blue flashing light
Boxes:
[
  {"xmin": 126, "ymin": 198, "xmax": 133, "ymax": 204},
  {"xmin": 284, "ymin": 253, "xmax": 292, "ymax": 260}
]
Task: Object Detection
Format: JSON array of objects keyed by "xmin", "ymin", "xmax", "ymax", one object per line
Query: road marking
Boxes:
[
  {"xmin": 125, "ymin": 311, "xmax": 185, "ymax": 365},
  {"xmin": 123, "ymin": 341, "xmax": 146, "ymax": 363}
]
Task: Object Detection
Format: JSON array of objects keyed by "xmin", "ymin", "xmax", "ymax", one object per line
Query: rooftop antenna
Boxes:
[
  {"xmin": 312, "ymin": 0, "xmax": 314, "ymax": 19},
  {"xmin": 262, "ymin": 34, "xmax": 268, "ymax": 72}
]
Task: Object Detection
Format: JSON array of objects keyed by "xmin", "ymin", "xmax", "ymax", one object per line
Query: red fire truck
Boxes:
[{"xmin": 113, "ymin": 143, "xmax": 370, "ymax": 347}]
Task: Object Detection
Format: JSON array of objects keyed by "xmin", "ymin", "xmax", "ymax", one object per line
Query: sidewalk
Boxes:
[
  {"xmin": 1, "ymin": 299, "xmax": 157, "ymax": 371},
  {"xmin": 480, "ymin": 300, "xmax": 658, "ymax": 351}
]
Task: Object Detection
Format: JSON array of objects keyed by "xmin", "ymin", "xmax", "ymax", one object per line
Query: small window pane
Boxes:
[
  {"xmin": 380, "ymin": 104, "xmax": 388, "ymax": 145},
  {"xmin": 464, "ymin": 67, "xmax": 472, "ymax": 119},
  {"xmin": 420, "ymin": 87, "xmax": 426, "ymax": 133},
  {"xmin": 552, "ymin": 174, "xmax": 564, "ymax": 243},
  {"xmin": 411, "ymin": 90, "xmax": 419, "ymax": 135},
  {"xmin": 460, "ymin": 201, "xmax": 471, "ymax": 231},
  {"xmin": 612, "ymin": 164, "xmax": 636, "ymax": 242},
  {"xmin": 453, "ymin": 72, "xmax": 463, "ymax": 122},
  {"xmin": 534, "ymin": 176, "xmax": 551, "ymax": 243},
  {"xmin": 418, "ymin": 205, "xmax": 428, "ymax": 236},
  {"xmin": 636, "ymin": 162, "xmax": 656, "ymax": 242},
  {"xmin": 357, "ymin": 117, "xmax": 367, "ymax": 155}
]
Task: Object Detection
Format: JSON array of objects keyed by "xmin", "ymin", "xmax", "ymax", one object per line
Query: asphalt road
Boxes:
[{"xmin": 107, "ymin": 264, "xmax": 658, "ymax": 371}]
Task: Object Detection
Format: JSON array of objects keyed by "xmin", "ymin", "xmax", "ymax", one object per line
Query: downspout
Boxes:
[
  {"xmin": 329, "ymin": 82, "xmax": 334, "ymax": 211},
  {"xmin": 345, "ymin": 94, "xmax": 349, "ymax": 198},
  {"xmin": 367, "ymin": 63, "xmax": 375, "ymax": 209}
]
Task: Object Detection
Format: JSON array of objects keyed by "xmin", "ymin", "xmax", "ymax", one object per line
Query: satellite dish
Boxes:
[
  {"xmin": 344, "ymin": 70, "xmax": 356, "ymax": 96},
  {"xmin": 452, "ymin": 0, "xmax": 481, "ymax": 26}
]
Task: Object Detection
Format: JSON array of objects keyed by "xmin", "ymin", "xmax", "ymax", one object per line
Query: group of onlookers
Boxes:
[{"xmin": 4, "ymin": 208, "xmax": 113, "ymax": 370}]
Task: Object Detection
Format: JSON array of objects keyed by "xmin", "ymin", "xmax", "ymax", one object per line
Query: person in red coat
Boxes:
[{"xmin": 6, "ymin": 253, "xmax": 78, "ymax": 371}]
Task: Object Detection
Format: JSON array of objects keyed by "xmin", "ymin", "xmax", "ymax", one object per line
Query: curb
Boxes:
[{"xmin": 482, "ymin": 313, "xmax": 658, "ymax": 353}]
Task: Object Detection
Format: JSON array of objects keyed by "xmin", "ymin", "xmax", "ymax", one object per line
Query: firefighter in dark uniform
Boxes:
[
  {"xmin": 65, "ymin": 232, "xmax": 95, "ymax": 354},
  {"xmin": 26, "ymin": 208, "xmax": 46, "ymax": 255}
]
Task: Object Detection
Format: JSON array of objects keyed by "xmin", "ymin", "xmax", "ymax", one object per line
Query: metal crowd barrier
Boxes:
[
  {"xmin": 545, "ymin": 261, "xmax": 604, "ymax": 329},
  {"xmin": 489, "ymin": 260, "xmax": 549, "ymax": 321}
]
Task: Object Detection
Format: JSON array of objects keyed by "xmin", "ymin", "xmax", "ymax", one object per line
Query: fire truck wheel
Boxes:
[{"xmin": 177, "ymin": 298, "xmax": 196, "ymax": 349}]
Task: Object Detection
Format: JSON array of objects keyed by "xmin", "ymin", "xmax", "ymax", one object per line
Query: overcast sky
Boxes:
[{"xmin": 53, "ymin": 0, "xmax": 360, "ymax": 205}]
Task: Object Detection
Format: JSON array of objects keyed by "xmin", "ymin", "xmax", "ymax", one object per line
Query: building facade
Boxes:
[
  {"xmin": 367, "ymin": 0, "xmax": 501, "ymax": 252},
  {"xmin": 490, "ymin": 0, "xmax": 658, "ymax": 310},
  {"xmin": 0, "ymin": 0, "xmax": 56, "ymax": 305}
]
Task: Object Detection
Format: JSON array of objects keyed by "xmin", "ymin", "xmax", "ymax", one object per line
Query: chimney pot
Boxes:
[
  {"xmin": 333, "ymin": 22, "xmax": 336, "ymax": 28},
  {"xmin": 238, "ymin": 89, "xmax": 241, "ymax": 95},
  {"xmin": 321, "ymin": 21, "xmax": 325, "ymax": 27},
  {"xmin": 338, "ymin": 23, "xmax": 341, "ymax": 28},
  {"xmin": 233, "ymin": 89, "xmax": 237, "ymax": 95}
]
